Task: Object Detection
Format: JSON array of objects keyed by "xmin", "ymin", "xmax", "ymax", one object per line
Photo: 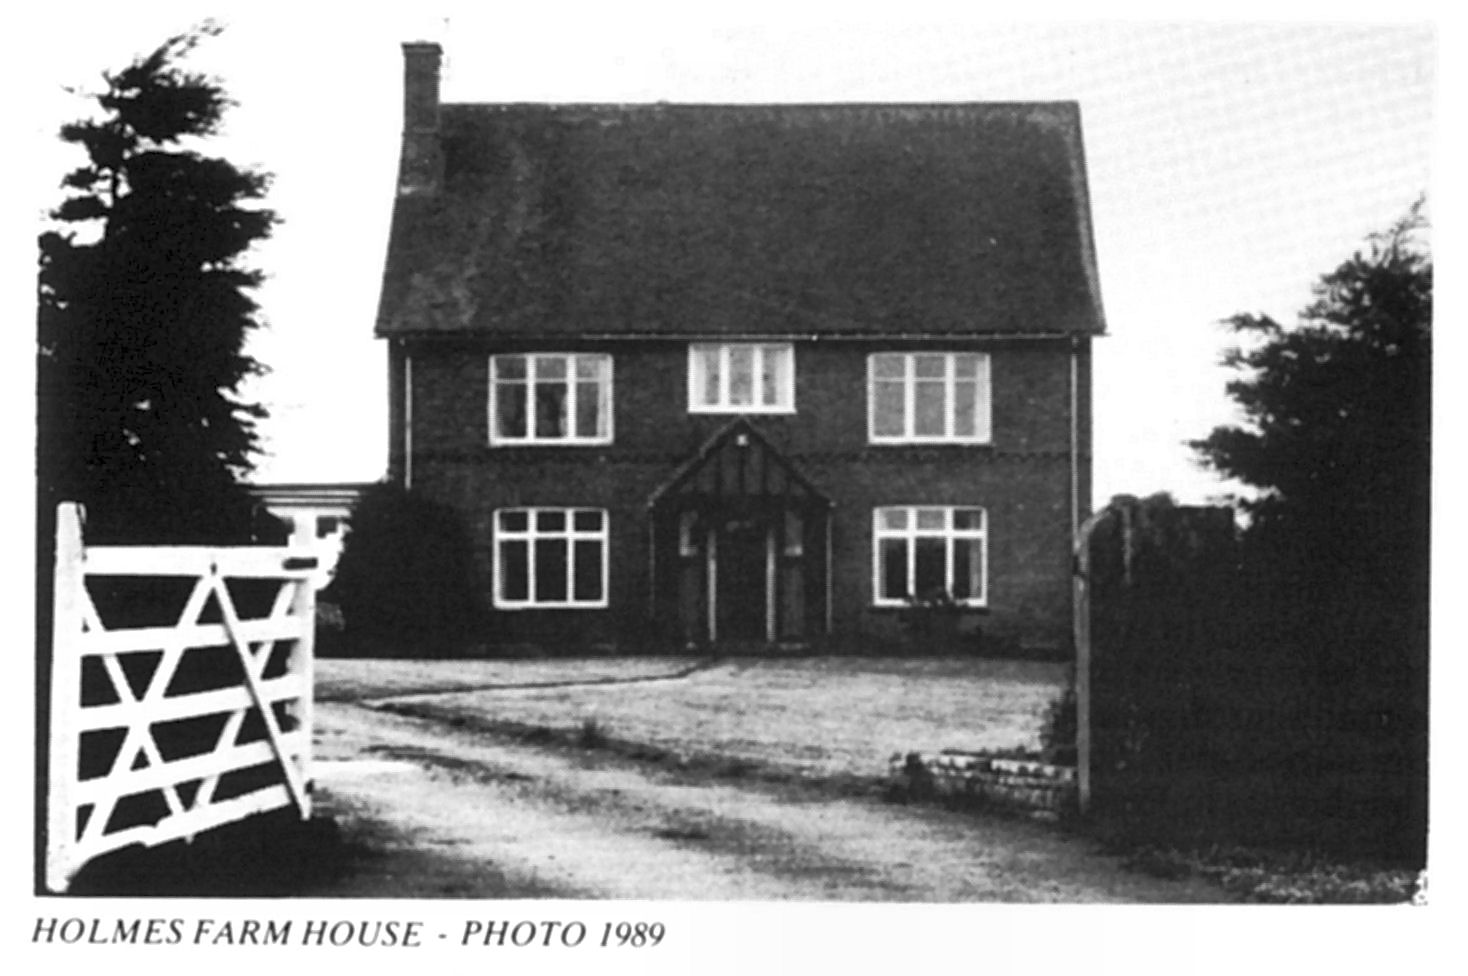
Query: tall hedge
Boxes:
[{"xmin": 1087, "ymin": 493, "xmax": 1424, "ymax": 864}]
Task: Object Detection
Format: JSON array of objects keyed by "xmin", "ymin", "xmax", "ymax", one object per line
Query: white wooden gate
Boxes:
[{"xmin": 46, "ymin": 503, "xmax": 317, "ymax": 893}]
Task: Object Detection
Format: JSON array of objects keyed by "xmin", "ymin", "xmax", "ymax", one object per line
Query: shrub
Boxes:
[
  {"xmin": 1039, "ymin": 679, "xmax": 1077, "ymax": 765},
  {"xmin": 898, "ymin": 590, "xmax": 965, "ymax": 653},
  {"xmin": 323, "ymin": 482, "xmax": 477, "ymax": 655}
]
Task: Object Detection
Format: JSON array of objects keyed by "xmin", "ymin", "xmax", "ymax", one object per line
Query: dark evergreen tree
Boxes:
[
  {"xmin": 1193, "ymin": 203, "xmax": 1430, "ymax": 863},
  {"xmin": 1192, "ymin": 202, "xmax": 1431, "ymax": 638},
  {"xmin": 37, "ymin": 24, "xmax": 276, "ymax": 544}
]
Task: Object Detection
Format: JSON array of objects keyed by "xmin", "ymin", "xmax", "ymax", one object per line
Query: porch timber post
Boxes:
[
  {"xmin": 647, "ymin": 515, "xmax": 657, "ymax": 622},
  {"xmin": 765, "ymin": 524, "xmax": 777, "ymax": 642},
  {"xmin": 706, "ymin": 527, "xmax": 718, "ymax": 644},
  {"xmin": 824, "ymin": 507, "xmax": 834, "ymax": 635}
]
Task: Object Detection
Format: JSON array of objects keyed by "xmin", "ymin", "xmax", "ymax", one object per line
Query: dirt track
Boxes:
[{"xmin": 309, "ymin": 697, "xmax": 1229, "ymax": 902}]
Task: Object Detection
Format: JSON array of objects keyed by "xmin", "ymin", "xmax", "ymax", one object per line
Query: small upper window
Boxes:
[
  {"xmin": 868, "ymin": 352, "xmax": 991, "ymax": 444},
  {"xmin": 490, "ymin": 353, "xmax": 612, "ymax": 445},
  {"xmin": 688, "ymin": 343, "xmax": 794, "ymax": 413}
]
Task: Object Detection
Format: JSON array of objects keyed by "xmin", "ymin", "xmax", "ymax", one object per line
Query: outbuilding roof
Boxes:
[{"xmin": 376, "ymin": 99, "xmax": 1106, "ymax": 339}]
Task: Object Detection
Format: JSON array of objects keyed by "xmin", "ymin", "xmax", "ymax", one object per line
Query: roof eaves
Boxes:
[{"xmin": 378, "ymin": 329, "xmax": 1100, "ymax": 342}]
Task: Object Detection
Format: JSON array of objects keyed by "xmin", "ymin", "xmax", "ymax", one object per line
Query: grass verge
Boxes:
[
  {"xmin": 374, "ymin": 700, "xmax": 882, "ymax": 798},
  {"xmin": 1119, "ymin": 844, "xmax": 1423, "ymax": 904}
]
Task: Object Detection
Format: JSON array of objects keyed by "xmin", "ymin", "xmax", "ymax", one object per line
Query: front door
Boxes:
[
  {"xmin": 652, "ymin": 418, "xmax": 829, "ymax": 647},
  {"xmin": 715, "ymin": 515, "xmax": 769, "ymax": 642}
]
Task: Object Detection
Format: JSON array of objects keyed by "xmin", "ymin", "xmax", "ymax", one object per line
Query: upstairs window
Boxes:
[
  {"xmin": 688, "ymin": 343, "xmax": 794, "ymax": 413},
  {"xmin": 490, "ymin": 353, "xmax": 612, "ymax": 445},
  {"xmin": 868, "ymin": 352, "xmax": 991, "ymax": 443},
  {"xmin": 493, "ymin": 508, "xmax": 608, "ymax": 609},
  {"xmin": 872, "ymin": 506, "xmax": 987, "ymax": 607}
]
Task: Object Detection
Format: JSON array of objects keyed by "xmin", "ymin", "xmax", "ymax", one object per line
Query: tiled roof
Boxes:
[{"xmin": 376, "ymin": 102, "xmax": 1105, "ymax": 338}]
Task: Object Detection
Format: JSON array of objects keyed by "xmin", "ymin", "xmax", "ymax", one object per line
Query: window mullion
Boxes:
[
  {"xmin": 526, "ymin": 360, "xmax": 538, "ymax": 440},
  {"xmin": 906, "ymin": 511, "xmax": 918, "ymax": 599},
  {"xmin": 522, "ymin": 374, "xmax": 534, "ymax": 443},
  {"xmin": 565, "ymin": 356, "xmax": 578, "ymax": 441},
  {"xmin": 903, "ymin": 356, "xmax": 915, "ymax": 438},
  {"xmin": 525, "ymin": 519, "xmax": 537, "ymax": 604},
  {"xmin": 564, "ymin": 525, "xmax": 576, "ymax": 604},
  {"xmin": 526, "ymin": 378, "xmax": 535, "ymax": 441},
  {"xmin": 944, "ymin": 354, "xmax": 956, "ymax": 439},
  {"xmin": 908, "ymin": 530, "xmax": 917, "ymax": 601}
]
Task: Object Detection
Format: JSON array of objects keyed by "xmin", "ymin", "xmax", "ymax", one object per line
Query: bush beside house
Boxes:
[{"xmin": 323, "ymin": 482, "xmax": 479, "ymax": 656}]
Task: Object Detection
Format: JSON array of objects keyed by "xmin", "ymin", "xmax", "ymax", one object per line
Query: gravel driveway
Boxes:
[{"xmin": 307, "ymin": 658, "xmax": 1229, "ymax": 902}]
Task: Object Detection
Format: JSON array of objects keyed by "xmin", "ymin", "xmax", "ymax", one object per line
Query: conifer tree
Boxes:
[
  {"xmin": 1191, "ymin": 204, "xmax": 1430, "ymax": 861},
  {"xmin": 38, "ymin": 24, "xmax": 275, "ymax": 543},
  {"xmin": 1192, "ymin": 202, "xmax": 1431, "ymax": 616}
]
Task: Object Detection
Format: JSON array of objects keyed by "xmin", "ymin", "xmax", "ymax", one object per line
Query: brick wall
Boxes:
[{"xmin": 398, "ymin": 337, "xmax": 1088, "ymax": 653}]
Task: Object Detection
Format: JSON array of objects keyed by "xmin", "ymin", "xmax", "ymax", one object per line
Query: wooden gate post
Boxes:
[
  {"xmin": 47, "ymin": 502, "xmax": 86, "ymax": 893},
  {"xmin": 289, "ymin": 567, "xmax": 317, "ymax": 812},
  {"xmin": 1073, "ymin": 506, "xmax": 1116, "ymax": 818}
]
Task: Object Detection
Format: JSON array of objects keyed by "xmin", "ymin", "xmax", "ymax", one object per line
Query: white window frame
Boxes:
[
  {"xmin": 489, "ymin": 353, "xmax": 614, "ymax": 446},
  {"xmin": 493, "ymin": 507, "xmax": 610, "ymax": 609},
  {"xmin": 867, "ymin": 351, "xmax": 992, "ymax": 444},
  {"xmin": 687, "ymin": 343, "xmax": 795, "ymax": 414},
  {"xmin": 871, "ymin": 505, "xmax": 988, "ymax": 607}
]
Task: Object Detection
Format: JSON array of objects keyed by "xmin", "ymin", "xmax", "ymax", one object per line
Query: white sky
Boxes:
[{"xmin": 20, "ymin": 5, "xmax": 1439, "ymax": 508}]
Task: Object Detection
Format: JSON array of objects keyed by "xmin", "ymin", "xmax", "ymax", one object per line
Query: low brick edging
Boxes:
[{"xmin": 890, "ymin": 751, "xmax": 1077, "ymax": 819}]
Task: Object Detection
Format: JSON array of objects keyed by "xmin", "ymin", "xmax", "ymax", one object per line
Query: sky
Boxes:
[{"xmin": 20, "ymin": 4, "xmax": 1440, "ymax": 508}]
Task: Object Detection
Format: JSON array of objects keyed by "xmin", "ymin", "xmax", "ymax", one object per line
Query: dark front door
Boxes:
[
  {"xmin": 716, "ymin": 516, "xmax": 768, "ymax": 642},
  {"xmin": 652, "ymin": 419, "xmax": 830, "ymax": 646}
]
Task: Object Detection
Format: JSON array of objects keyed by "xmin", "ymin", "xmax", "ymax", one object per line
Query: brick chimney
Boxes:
[{"xmin": 398, "ymin": 41, "xmax": 443, "ymax": 195}]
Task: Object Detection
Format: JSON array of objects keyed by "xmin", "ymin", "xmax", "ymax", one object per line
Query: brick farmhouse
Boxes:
[{"xmin": 375, "ymin": 42, "xmax": 1105, "ymax": 654}]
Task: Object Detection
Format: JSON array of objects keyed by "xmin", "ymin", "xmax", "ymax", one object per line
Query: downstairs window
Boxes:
[
  {"xmin": 493, "ymin": 508, "xmax": 608, "ymax": 609},
  {"xmin": 872, "ymin": 505, "xmax": 987, "ymax": 607}
]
